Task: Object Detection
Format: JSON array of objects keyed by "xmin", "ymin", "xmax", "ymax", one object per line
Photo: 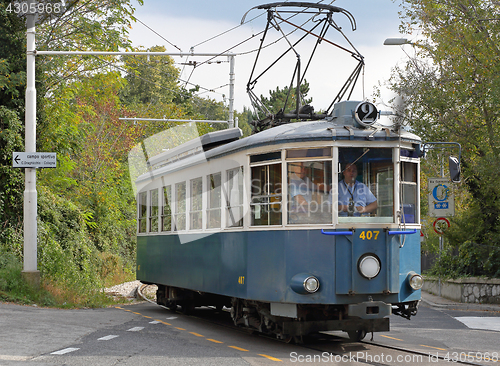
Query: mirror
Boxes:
[{"xmin": 449, "ymin": 156, "xmax": 461, "ymax": 183}]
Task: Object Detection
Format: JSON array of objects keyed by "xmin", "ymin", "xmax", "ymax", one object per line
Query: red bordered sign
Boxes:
[{"xmin": 433, "ymin": 217, "xmax": 450, "ymax": 235}]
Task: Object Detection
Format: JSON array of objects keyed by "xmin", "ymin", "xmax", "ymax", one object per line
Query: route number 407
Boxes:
[{"xmin": 359, "ymin": 231, "xmax": 380, "ymax": 240}]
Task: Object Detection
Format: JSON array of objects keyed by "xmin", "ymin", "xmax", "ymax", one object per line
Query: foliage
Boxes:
[
  {"xmin": 1, "ymin": 0, "xmax": 254, "ymax": 308},
  {"xmin": 259, "ymin": 80, "xmax": 312, "ymax": 114},
  {"xmin": 0, "ymin": 1, "xmax": 27, "ymax": 254},
  {"xmin": 37, "ymin": 186, "xmax": 133, "ymax": 307},
  {"xmin": 389, "ymin": 0, "xmax": 500, "ymax": 277},
  {"xmin": 0, "ymin": 249, "xmax": 56, "ymax": 305},
  {"xmin": 120, "ymin": 45, "xmax": 180, "ymax": 106}
]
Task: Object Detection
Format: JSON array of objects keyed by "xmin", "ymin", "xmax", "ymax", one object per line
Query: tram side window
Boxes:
[
  {"xmin": 401, "ymin": 162, "xmax": 418, "ymax": 224},
  {"xmin": 207, "ymin": 173, "xmax": 222, "ymax": 229},
  {"xmin": 149, "ymin": 189, "xmax": 159, "ymax": 232},
  {"xmin": 174, "ymin": 182, "xmax": 186, "ymax": 231},
  {"xmin": 251, "ymin": 163, "xmax": 282, "ymax": 226},
  {"xmin": 337, "ymin": 148, "xmax": 394, "ymax": 223},
  {"xmin": 226, "ymin": 167, "xmax": 244, "ymax": 227},
  {"xmin": 138, "ymin": 191, "xmax": 147, "ymax": 233},
  {"xmin": 287, "ymin": 160, "xmax": 332, "ymax": 224},
  {"xmin": 190, "ymin": 177, "xmax": 203, "ymax": 230},
  {"xmin": 162, "ymin": 186, "xmax": 172, "ymax": 232}
]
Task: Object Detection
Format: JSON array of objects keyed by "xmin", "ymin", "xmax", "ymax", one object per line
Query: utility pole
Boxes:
[{"xmin": 23, "ymin": 0, "xmax": 39, "ymax": 287}]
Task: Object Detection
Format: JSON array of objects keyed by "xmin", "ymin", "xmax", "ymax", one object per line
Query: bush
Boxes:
[{"xmin": 0, "ymin": 249, "xmax": 55, "ymax": 305}]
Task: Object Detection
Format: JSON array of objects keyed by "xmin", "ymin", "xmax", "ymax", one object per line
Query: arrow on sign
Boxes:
[{"xmin": 14, "ymin": 155, "xmax": 20, "ymax": 165}]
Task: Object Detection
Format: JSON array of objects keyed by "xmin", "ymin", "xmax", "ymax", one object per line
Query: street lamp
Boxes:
[{"xmin": 383, "ymin": 38, "xmax": 411, "ymax": 46}]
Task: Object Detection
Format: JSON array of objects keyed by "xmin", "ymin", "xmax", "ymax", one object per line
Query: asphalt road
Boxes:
[{"xmin": 1, "ymin": 298, "xmax": 499, "ymax": 365}]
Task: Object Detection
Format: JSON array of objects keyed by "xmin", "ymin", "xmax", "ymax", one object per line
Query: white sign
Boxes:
[
  {"xmin": 12, "ymin": 152, "xmax": 57, "ymax": 168},
  {"xmin": 428, "ymin": 177, "xmax": 454, "ymax": 217}
]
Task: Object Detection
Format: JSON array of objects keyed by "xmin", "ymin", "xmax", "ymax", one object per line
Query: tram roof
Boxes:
[{"xmin": 136, "ymin": 111, "xmax": 420, "ymax": 184}]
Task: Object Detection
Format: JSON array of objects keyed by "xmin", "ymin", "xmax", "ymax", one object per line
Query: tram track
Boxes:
[{"xmin": 136, "ymin": 284, "xmax": 488, "ymax": 365}]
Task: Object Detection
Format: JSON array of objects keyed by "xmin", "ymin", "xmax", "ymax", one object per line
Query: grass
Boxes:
[{"xmin": 0, "ymin": 251, "xmax": 136, "ymax": 308}]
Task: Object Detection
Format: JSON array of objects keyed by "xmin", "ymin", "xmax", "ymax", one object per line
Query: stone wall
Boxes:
[{"xmin": 423, "ymin": 277, "xmax": 500, "ymax": 304}]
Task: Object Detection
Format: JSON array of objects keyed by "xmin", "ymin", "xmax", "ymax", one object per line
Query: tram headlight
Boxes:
[
  {"xmin": 304, "ymin": 276, "xmax": 320, "ymax": 293},
  {"xmin": 358, "ymin": 254, "xmax": 381, "ymax": 279},
  {"xmin": 407, "ymin": 271, "xmax": 424, "ymax": 290},
  {"xmin": 290, "ymin": 273, "xmax": 320, "ymax": 294}
]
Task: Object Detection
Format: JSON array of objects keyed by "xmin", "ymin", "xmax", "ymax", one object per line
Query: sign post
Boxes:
[
  {"xmin": 23, "ymin": 0, "xmax": 39, "ymax": 287},
  {"xmin": 428, "ymin": 177, "xmax": 455, "ymax": 296}
]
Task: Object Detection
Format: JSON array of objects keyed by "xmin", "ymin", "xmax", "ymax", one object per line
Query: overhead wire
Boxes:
[
  {"xmin": 181, "ymin": 0, "xmax": 334, "ymax": 94},
  {"xmin": 132, "ymin": 17, "xmax": 183, "ymax": 52},
  {"xmin": 46, "ymin": 0, "xmax": 343, "ymax": 116}
]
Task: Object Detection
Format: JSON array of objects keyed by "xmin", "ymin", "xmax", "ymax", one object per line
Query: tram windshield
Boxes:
[{"xmin": 337, "ymin": 147, "xmax": 394, "ymax": 223}]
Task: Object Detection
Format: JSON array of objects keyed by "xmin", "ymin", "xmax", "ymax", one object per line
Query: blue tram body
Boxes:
[{"xmin": 135, "ymin": 100, "xmax": 424, "ymax": 340}]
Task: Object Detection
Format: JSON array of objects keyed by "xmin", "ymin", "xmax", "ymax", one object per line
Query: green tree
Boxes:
[
  {"xmin": 0, "ymin": 0, "xmax": 27, "ymax": 252},
  {"xmin": 388, "ymin": 0, "xmax": 500, "ymax": 277},
  {"xmin": 120, "ymin": 45, "xmax": 180, "ymax": 106},
  {"xmin": 259, "ymin": 80, "xmax": 312, "ymax": 115}
]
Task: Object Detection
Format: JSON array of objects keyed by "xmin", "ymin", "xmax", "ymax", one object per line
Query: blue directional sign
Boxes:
[{"xmin": 428, "ymin": 178, "xmax": 454, "ymax": 217}]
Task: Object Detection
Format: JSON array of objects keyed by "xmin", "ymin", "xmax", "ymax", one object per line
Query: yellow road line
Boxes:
[
  {"xmin": 420, "ymin": 344, "xmax": 446, "ymax": 351},
  {"xmin": 229, "ymin": 346, "xmax": 249, "ymax": 352},
  {"xmin": 259, "ymin": 354, "xmax": 282, "ymax": 362},
  {"xmin": 189, "ymin": 332, "xmax": 204, "ymax": 337},
  {"xmin": 207, "ymin": 339, "xmax": 224, "ymax": 344},
  {"xmin": 379, "ymin": 335, "xmax": 403, "ymax": 341},
  {"xmin": 113, "ymin": 306, "xmax": 281, "ymax": 362}
]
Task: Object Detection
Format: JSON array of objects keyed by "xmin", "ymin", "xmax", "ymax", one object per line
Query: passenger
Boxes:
[
  {"xmin": 338, "ymin": 163, "xmax": 377, "ymax": 216},
  {"xmin": 288, "ymin": 162, "xmax": 316, "ymax": 212}
]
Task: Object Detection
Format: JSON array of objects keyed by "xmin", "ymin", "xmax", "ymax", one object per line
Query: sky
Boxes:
[{"xmin": 126, "ymin": 0, "xmax": 411, "ymax": 116}]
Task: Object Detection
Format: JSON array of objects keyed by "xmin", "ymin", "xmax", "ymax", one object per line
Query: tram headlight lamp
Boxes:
[
  {"xmin": 304, "ymin": 276, "xmax": 320, "ymax": 293},
  {"xmin": 407, "ymin": 271, "xmax": 424, "ymax": 290},
  {"xmin": 290, "ymin": 273, "xmax": 320, "ymax": 294},
  {"xmin": 358, "ymin": 254, "xmax": 381, "ymax": 279}
]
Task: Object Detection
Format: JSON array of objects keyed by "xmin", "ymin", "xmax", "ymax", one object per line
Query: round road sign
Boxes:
[{"xmin": 433, "ymin": 217, "xmax": 450, "ymax": 235}]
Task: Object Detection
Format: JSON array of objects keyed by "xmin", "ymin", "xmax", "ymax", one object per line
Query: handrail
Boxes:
[
  {"xmin": 387, "ymin": 229, "xmax": 417, "ymax": 235},
  {"xmin": 321, "ymin": 229, "xmax": 353, "ymax": 236}
]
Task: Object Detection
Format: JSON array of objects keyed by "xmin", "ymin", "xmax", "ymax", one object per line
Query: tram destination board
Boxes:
[{"xmin": 12, "ymin": 152, "xmax": 57, "ymax": 169}]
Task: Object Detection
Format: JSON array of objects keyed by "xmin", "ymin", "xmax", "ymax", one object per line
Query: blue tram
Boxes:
[{"xmin": 135, "ymin": 100, "xmax": 426, "ymax": 341}]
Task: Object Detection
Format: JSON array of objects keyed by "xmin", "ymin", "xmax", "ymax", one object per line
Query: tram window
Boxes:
[
  {"xmin": 250, "ymin": 151, "xmax": 281, "ymax": 164},
  {"xmin": 286, "ymin": 148, "xmax": 332, "ymax": 159},
  {"xmin": 226, "ymin": 167, "xmax": 244, "ymax": 227},
  {"xmin": 251, "ymin": 163, "xmax": 282, "ymax": 226},
  {"xmin": 337, "ymin": 148, "xmax": 394, "ymax": 223},
  {"xmin": 401, "ymin": 148, "xmax": 419, "ymax": 158},
  {"xmin": 162, "ymin": 186, "xmax": 172, "ymax": 232},
  {"xmin": 287, "ymin": 161, "xmax": 332, "ymax": 224},
  {"xmin": 207, "ymin": 173, "xmax": 221, "ymax": 229},
  {"xmin": 138, "ymin": 191, "xmax": 147, "ymax": 233},
  {"xmin": 174, "ymin": 182, "xmax": 186, "ymax": 231},
  {"xmin": 149, "ymin": 189, "xmax": 159, "ymax": 232},
  {"xmin": 190, "ymin": 177, "xmax": 203, "ymax": 230},
  {"xmin": 401, "ymin": 162, "xmax": 418, "ymax": 224}
]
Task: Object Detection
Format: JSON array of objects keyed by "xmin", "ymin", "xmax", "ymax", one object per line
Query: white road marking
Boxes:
[
  {"xmin": 98, "ymin": 335, "xmax": 119, "ymax": 341},
  {"xmin": 50, "ymin": 348, "xmax": 79, "ymax": 355},
  {"xmin": 454, "ymin": 317, "xmax": 500, "ymax": 332},
  {"xmin": 127, "ymin": 327, "xmax": 144, "ymax": 332},
  {"xmin": 0, "ymin": 355, "xmax": 31, "ymax": 361},
  {"xmin": 149, "ymin": 320, "xmax": 161, "ymax": 324},
  {"xmin": 166, "ymin": 317, "xmax": 177, "ymax": 320}
]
